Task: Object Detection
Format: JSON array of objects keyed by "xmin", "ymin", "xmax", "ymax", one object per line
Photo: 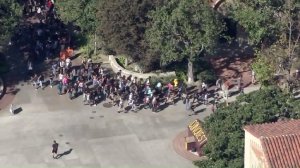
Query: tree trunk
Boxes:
[
  {"xmin": 94, "ymin": 32, "xmax": 97, "ymax": 56},
  {"xmin": 187, "ymin": 59, "xmax": 194, "ymax": 84}
]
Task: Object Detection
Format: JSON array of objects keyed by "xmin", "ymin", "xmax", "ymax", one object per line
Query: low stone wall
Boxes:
[{"xmin": 108, "ymin": 55, "xmax": 176, "ymax": 79}]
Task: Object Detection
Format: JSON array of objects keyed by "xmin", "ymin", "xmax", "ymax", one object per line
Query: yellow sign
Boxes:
[{"xmin": 188, "ymin": 120, "xmax": 207, "ymax": 143}]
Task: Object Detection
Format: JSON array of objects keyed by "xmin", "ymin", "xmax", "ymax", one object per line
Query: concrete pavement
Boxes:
[
  {"xmin": 0, "ymin": 79, "xmax": 260, "ymax": 168},
  {"xmin": 0, "ymin": 82, "xmax": 197, "ymax": 168}
]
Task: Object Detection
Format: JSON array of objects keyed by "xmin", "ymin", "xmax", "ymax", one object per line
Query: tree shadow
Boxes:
[
  {"xmin": 5, "ymin": 87, "xmax": 20, "ymax": 95},
  {"xmin": 1, "ymin": 4, "xmax": 89, "ymax": 97},
  {"xmin": 210, "ymin": 39, "xmax": 254, "ymax": 86}
]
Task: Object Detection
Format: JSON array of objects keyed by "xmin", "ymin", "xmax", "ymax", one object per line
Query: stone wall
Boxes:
[{"xmin": 108, "ymin": 55, "xmax": 176, "ymax": 79}]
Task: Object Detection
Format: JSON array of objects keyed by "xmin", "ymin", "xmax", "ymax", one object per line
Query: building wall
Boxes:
[{"xmin": 244, "ymin": 131, "xmax": 267, "ymax": 168}]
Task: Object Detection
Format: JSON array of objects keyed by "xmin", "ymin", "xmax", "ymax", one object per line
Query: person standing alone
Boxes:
[{"xmin": 52, "ymin": 140, "xmax": 59, "ymax": 159}]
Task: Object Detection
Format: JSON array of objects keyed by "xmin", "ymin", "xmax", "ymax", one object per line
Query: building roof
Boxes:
[
  {"xmin": 261, "ymin": 134, "xmax": 300, "ymax": 168},
  {"xmin": 244, "ymin": 119, "xmax": 300, "ymax": 168},
  {"xmin": 244, "ymin": 120, "xmax": 300, "ymax": 138}
]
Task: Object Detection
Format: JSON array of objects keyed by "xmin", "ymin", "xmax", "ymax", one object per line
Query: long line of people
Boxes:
[
  {"xmin": 30, "ymin": 56, "xmax": 218, "ymax": 115},
  {"xmin": 46, "ymin": 59, "xmax": 187, "ymax": 113}
]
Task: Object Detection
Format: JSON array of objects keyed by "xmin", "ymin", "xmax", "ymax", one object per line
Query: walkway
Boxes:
[{"xmin": 0, "ymin": 73, "xmax": 260, "ymax": 167}]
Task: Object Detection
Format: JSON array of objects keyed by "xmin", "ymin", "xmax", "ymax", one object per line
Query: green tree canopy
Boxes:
[
  {"xmin": 252, "ymin": 48, "xmax": 277, "ymax": 84},
  {"xmin": 146, "ymin": 0, "xmax": 224, "ymax": 83},
  {"xmin": 225, "ymin": 0, "xmax": 284, "ymax": 46},
  {"xmin": 55, "ymin": 0, "xmax": 99, "ymax": 33},
  {"xmin": 147, "ymin": 0, "xmax": 224, "ymax": 63},
  {"xmin": 0, "ymin": 0, "xmax": 22, "ymax": 44},
  {"xmin": 96, "ymin": 0, "xmax": 165, "ymax": 67},
  {"xmin": 195, "ymin": 87, "xmax": 300, "ymax": 168},
  {"xmin": 249, "ymin": 0, "xmax": 300, "ymax": 87}
]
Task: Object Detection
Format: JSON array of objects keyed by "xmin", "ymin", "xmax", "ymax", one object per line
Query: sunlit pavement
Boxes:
[{"xmin": 0, "ymin": 82, "xmax": 201, "ymax": 168}]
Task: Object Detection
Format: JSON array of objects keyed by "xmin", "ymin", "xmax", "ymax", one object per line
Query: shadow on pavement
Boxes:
[{"xmin": 56, "ymin": 148, "xmax": 73, "ymax": 159}]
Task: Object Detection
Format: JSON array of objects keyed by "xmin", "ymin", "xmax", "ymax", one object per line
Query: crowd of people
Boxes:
[
  {"xmin": 15, "ymin": 0, "xmax": 224, "ymax": 115},
  {"xmin": 35, "ymin": 57, "xmax": 218, "ymax": 114}
]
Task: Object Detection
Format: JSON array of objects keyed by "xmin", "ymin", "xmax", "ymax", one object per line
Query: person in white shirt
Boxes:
[
  {"xmin": 37, "ymin": 7, "xmax": 41, "ymax": 14},
  {"xmin": 204, "ymin": 93, "xmax": 208, "ymax": 105},
  {"xmin": 66, "ymin": 58, "xmax": 71, "ymax": 67},
  {"xmin": 59, "ymin": 60, "xmax": 65, "ymax": 68},
  {"xmin": 251, "ymin": 70, "xmax": 256, "ymax": 84}
]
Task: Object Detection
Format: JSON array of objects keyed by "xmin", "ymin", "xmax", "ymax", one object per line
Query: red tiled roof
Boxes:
[
  {"xmin": 244, "ymin": 119, "xmax": 300, "ymax": 168},
  {"xmin": 261, "ymin": 134, "xmax": 300, "ymax": 168},
  {"xmin": 244, "ymin": 120, "xmax": 300, "ymax": 138}
]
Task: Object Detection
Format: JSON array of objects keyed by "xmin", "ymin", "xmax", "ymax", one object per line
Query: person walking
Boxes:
[
  {"xmin": 49, "ymin": 73, "xmax": 54, "ymax": 88},
  {"xmin": 117, "ymin": 97, "xmax": 124, "ymax": 113},
  {"xmin": 186, "ymin": 98, "xmax": 194, "ymax": 116},
  {"xmin": 38, "ymin": 74, "xmax": 44, "ymax": 89},
  {"xmin": 52, "ymin": 140, "xmax": 59, "ymax": 159},
  {"xmin": 32, "ymin": 74, "xmax": 38, "ymax": 89},
  {"xmin": 251, "ymin": 70, "xmax": 256, "ymax": 84},
  {"xmin": 57, "ymin": 81, "xmax": 62, "ymax": 95},
  {"xmin": 216, "ymin": 78, "xmax": 221, "ymax": 90},
  {"xmin": 204, "ymin": 93, "xmax": 208, "ymax": 105}
]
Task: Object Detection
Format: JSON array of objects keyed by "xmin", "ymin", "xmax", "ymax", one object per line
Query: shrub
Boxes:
[
  {"xmin": 116, "ymin": 56, "xmax": 127, "ymax": 68},
  {"xmin": 149, "ymin": 75, "xmax": 178, "ymax": 86},
  {"xmin": 150, "ymin": 76, "xmax": 160, "ymax": 86},
  {"xmin": 197, "ymin": 69, "xmax": 217, "ymax": 84},
  {"xmin": 72, "ymin": 32, "xmax": 88, "ymax": 49},
  {"xmin": 161, "ymin": 75, "xmax": 177, "ymax": 84},
  {"xmin": 176, "ymin": 70, "xmax": 187, "ymax": 82}
]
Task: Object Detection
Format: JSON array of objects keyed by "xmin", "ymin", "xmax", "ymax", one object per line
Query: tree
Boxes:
[
  {"xmin": 251, "ymin": 47, "xmax": 277, "ymax": 84},
  {"xmin": 275, "ymin": 0, "xmax": 300, "ymax": 81},
  {"xmin": 96, "ymin": 0, "xmax": 165, "ymax": 69},
  {"xmin": 250, "ymin": 0, "xmax": 300, "ymax": 89},
  {"xmin": 225, "ymin": 0, "xmax": 283, "ymax": 46},
  {"xmin": 146, "ymin": 0, "xmax": 224, "ymax": 84},
  {"xmin": 0, "ymin": 0, "xmax": 22, "ymax": 44},
  {"xmin": 195, "ymin": 87, "xmax": 300, "ymax": 168},
  {"xmin": 55, "ymin": 0, "xmax": 99, "ymax": 33},
  {"xmin": 55, "ymin": 0, "xmax": 100, "ymax": 58}
]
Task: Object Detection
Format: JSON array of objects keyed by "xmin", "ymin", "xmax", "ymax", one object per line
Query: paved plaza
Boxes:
[{"xmin": 0, "ymin": 82, "xmax": 211, "ymax": 168}]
